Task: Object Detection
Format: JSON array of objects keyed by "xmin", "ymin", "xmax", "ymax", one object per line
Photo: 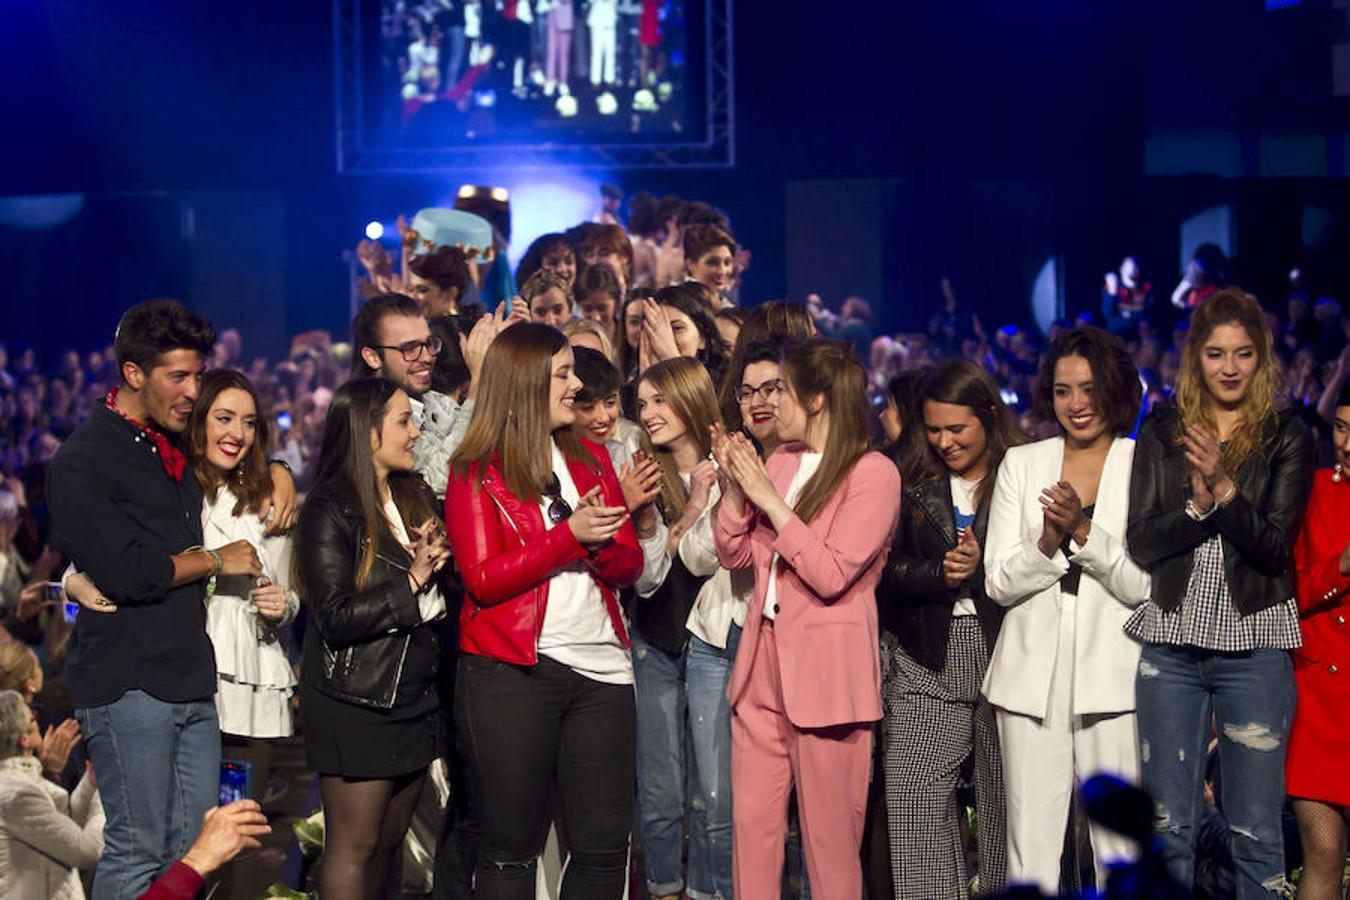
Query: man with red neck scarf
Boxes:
[{"xmin": 45, "ymin": 300, "xmax": 291, "ymax": 900}]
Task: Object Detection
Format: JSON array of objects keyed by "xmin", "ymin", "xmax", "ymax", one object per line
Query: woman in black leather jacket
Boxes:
[
  {"xmin": 877, "ymin": 359, "xmax": 1022, "ymax": 899},
  {"xmin": 1126, "ymin": 290, "xmax": 1314, "ymax": 898},
  {"xmin": 295, "ymin": 378, "xmax": 453, "ymax": 900}
]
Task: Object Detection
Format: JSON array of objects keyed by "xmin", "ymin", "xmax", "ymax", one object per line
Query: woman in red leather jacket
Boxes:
[{"xmin": 445, "ymin": 323, "xmax": 642, "ymax": 900}]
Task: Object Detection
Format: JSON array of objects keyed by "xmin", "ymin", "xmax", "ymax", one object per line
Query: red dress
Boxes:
[
  {"xmin": 640, "ymin": 0, "xmax": 660, "ymax": 47},
  {"xmin": 1286, "ymin": 467, "xmax": 1350, "ymax": 806}
]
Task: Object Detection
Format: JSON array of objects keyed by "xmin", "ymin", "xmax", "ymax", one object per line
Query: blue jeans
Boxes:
[
  {"xmin": 77, "ymin": 690, "xmax": 221, "ymax": 900},
  {"xmin": 633, "ymin": 629, "xmax": 712, "ymax": 898},
  {"xmin": 686, "ymin": 625, "xmax": 741, "ymax": 900},
  {"xmin": 1135, "ymin": 644, "xmax": 1296, "ymax": 898}
]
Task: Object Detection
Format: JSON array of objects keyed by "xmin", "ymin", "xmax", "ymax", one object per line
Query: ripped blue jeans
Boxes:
[{"xmin": 1135, "ymin": 643, "xmax": 1295, "ymax": 898}]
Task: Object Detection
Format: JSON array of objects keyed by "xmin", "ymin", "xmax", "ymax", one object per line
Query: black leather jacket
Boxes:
[
  {"xmin": 1127, "ymin": 405, "xmax": 1314, "ymax": 616},
  {"xmin": 879, "ymin": 476, "xmax": 1004, "ymax": 672},
  {"xmin": 296, "ymin": 480, "xmax": 457, "ymax": 710}
]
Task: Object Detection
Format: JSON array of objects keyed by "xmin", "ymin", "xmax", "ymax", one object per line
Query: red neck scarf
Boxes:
[{"xmin": 105, "ymin": 387, "xmax": 188, "ymax": 482}]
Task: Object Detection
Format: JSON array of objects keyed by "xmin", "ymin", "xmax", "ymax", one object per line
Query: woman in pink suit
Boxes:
[{"xmin": 711, "ymin": 338, "xmax": 902, "ymax": 900}]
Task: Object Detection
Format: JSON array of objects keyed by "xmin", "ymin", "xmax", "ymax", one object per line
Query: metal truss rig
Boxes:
[{"xmin": 334, "ymin": 0, "xmax": 735, "ymax": 173}]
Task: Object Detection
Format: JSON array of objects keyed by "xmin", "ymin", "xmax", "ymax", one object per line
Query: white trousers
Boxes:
[
  {"xmin": 590, "ymin": 24, "xmax": 616, "ymax": 85},
  {"xmin": 994, "ymin": 595, "xmax": 1141, "ymax": 894}
]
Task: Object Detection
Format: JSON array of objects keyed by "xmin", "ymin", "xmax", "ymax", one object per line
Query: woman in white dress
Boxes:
[{"xmin": 188, "ymin": 369, "xmax": 298, "ymax": 796}]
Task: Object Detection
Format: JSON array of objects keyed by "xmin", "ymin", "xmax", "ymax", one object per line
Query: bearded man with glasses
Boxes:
[{"xmin": 352, "ymin": 292, "xmax": 505, "ymax": 500}]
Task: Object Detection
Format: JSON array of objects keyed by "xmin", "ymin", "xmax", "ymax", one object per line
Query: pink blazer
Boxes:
[{"xmin": 715, "ymin": 445, "xmax": 901, "ymax": 729}]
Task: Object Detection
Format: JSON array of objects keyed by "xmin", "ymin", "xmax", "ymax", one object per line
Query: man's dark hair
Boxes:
[
  {"xmin": 573, "ymin": 347, "xmax": 621, "ymax": 404},
  {"xmin": 352, "ymin": 293, "xmax": 423, "ymax": 377},
  {"xmin": 113, "ymin": 299, "xmax": 215, "ymax": 378}
]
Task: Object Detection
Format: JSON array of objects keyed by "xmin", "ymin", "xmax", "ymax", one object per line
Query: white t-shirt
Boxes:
[
  {"xmin": 950, "ymin": 474, "xmax": 980, "ymax": 617},
  {"xmin": 536, "ymin": 444, "xmax": 634, "ymax": 685},
  {"xmin": 382, "ymin": 495, "xmax": 446, "ymax": 624},
  {"xmin": 763, "ymin": 452, "xmax": 823, "ymax": 621}
]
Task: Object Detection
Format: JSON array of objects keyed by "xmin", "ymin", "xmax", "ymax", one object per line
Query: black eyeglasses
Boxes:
[
  {"xmin": 735, "ymin": 379, "xmax": 783, "ymax": 404},
  {"xmin": 372, "ymin": 337, "xmax": 444, "ymax": 362},
  {"xmin": 542, "ymin": 474, "xmax": 573, "ymax": 525}
]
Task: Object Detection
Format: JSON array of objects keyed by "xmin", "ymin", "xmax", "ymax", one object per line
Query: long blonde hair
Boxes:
[
  {"xmin": 1175, "ymin": 289, "xmax": 1282, "ymax": 474},
  {"xmin": 451, "ymin": 324, "xmax": 572, "ymax": 500},
  {"xmin": 637, "ymin": 358, "xmax": 722, "ymax": 521},
  {"xmin": 782, "ymin": 340, "xmax": 873, "ymax": 524}
]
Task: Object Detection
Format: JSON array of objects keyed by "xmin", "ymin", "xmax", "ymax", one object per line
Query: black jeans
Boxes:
[{"xmin": 456, "ymin": 652, "xmax": 636, "ymax": 900}]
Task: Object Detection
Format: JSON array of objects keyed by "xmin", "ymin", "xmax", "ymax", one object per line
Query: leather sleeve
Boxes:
[
  {"xmin": 1211, "ymin": 417, "xmax": 1314, "ymax": 576},
  {"xmin": 879, "ymin": 500, "xmax": 949, "ymax": 601},
  {"xmin": 1126, "ymin": 413, "xmax": 1215, "ymax": 567},
  {"xmin": 295, "ymin": 497, "xmax": 422, "ymax": 650},
  {"xmin": 444, "ymin": 471, "xmax": 588, "ymax": 606}
]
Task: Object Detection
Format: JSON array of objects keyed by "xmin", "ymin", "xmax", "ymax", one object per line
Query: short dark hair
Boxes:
[
  {"xmin": 573, "ymin": 347, "xmax": 621, "ymax": 404},
  {"xmin": 676, "ymin": 201, "xmax": 728, "ymax": 231},
  {"xmin": 575, "ymin": 264, "xmax": 622, "ymax": 303},
  {"xmin": 113, "ymin": 299, "xmax": 215, "ymax": 378},
  {"xmin": 683, "ymin": 224, "xmax": 737, "ymax": 264},
  {"xmin": 1036, "ymin": 326, "xmax": 1141, "ymax": 437},
  {"xmin": 408, "ymin": 245, "xmax": 471, "ymax": 298},
  {"xmin": 352, "ymin": 293, "xmax": 423, "ymax": 376}
]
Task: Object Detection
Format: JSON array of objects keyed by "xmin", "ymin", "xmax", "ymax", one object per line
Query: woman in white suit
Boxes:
[{"xmin": 983, "ymin": 326, "xmax": 1150, "ymax": 893}]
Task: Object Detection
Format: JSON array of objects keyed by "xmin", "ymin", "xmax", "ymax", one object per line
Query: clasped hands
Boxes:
[
  {"xmin": 1182, "ymin": 423, "xmax": 1234, "ymax": 514},
  {"xmin": 1037, "ymin": 481, "xmax": 1090, "ymax": 559}
]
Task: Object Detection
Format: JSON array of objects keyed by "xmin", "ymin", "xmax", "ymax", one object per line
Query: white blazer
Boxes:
[{"xmin": 982, "ymin": 436, "xmax": 1149, "ymax": 718}]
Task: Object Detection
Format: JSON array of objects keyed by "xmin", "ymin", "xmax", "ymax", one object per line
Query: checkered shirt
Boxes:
[{"xmin": 1125, "ymin": 534, "xmax": 1302, "ymax": 651}]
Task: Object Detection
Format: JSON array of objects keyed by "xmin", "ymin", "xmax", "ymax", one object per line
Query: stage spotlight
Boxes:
[
  {"xmin": 556, "ymin": 95, "xmax": 579, "ymax": 117},
  {"xmin": 365, "ymin": 221, "xmax": 385, "ymax": 240},
  {"xmin": 596, "ymin": 92, "xmax": 619, "ymax": 116}
]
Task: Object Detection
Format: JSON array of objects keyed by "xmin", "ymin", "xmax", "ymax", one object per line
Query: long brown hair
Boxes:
[
  {"xmin": 919, "ymin": 359, "xmax": 1025, "ymax": 507},
  {"xmin": 189, "ymin": 369, "xmax": 274, "ymax": 516},
  {"xmin": 451, "ymin": 323, "xmax": 577, "ymax": 500},
  {"xmin": 1175, "ymin": 289, "xmax": 1281, "ymax": 474},
  {"xmin": 636, "ymin": 358, "xmax": 722, "ymax": 521},
  {"xmin": 781, "ymin": 340, "xmax": 872, "ymax": 524},
  {"xmin": 306, "ymin": 378, "xmax": 437, "ymax": 590}
]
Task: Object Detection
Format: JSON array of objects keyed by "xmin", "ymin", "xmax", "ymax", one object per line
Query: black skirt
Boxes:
[{"xmin": 298, "ymin": 681, "xmax": 442, "ymax": 779}]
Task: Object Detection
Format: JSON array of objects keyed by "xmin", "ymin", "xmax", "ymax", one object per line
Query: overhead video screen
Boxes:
[{"xmin": 336, "ymin": 0, "xmax": 733, "ymax": 171}]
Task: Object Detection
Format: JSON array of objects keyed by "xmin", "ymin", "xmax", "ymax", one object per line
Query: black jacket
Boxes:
[
  {"xmin": 1127, "ymin": 405, "xmax": 1314, "ymax": 615},
  {"xmin": 47, "ymin": 404, "xmax": 215, "ymax": 708},
  {"xmin": 878, "ymin": 476, "xmax": 1003, "ymax": 672},
  {"xmin": 296, "ymin": 479, "xmax": 457, "ymax": 711}
]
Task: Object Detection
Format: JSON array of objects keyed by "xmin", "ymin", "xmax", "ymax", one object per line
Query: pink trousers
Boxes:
[{"xmin": 731, "ymin": 619, "xmax": 873, "ymax": 899}]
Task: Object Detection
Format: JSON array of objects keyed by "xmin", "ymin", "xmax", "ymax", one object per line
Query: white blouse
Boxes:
[{"xmin": 201, "ymin": 486, "xmax": 299, "ymax": 739}]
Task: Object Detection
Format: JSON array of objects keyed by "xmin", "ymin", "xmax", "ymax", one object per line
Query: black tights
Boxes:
[{"xmin": 319, "ymin": 769, "xmax": 428, "ymax": 900}]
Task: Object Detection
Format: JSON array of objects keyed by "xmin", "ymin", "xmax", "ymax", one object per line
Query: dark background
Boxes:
[{"xmin": 3, "ymin": 0, "xmax": 1349, "ymax": 360}]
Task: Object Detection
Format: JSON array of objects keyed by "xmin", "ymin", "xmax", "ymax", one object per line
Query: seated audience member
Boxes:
[
  {"xmin": 136, "ymin": 800, "xmax": 272, "ymax": 900},
  {"xmin": 0, "ymin": 688, "xmax": 103, "ymax": 899}
]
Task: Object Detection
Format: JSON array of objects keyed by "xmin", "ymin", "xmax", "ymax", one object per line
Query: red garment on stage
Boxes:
[
  {"xmin": 640, "ymin": 0, "xmax": 660, "ymax": 46},
  {"xmin": 1287, "ymin": 467, "xmax": 1350, "ymax": 806}
]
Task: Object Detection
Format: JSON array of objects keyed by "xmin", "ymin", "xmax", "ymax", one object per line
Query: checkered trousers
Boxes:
[{"xmin": 883, "ymin": 617, "xmax": 1007, "ymax": 899}]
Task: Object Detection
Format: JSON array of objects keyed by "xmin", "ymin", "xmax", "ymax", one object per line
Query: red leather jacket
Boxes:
[{"xmin": 445, "ymin": 440, "xmax": 642, "ymax": 665}]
